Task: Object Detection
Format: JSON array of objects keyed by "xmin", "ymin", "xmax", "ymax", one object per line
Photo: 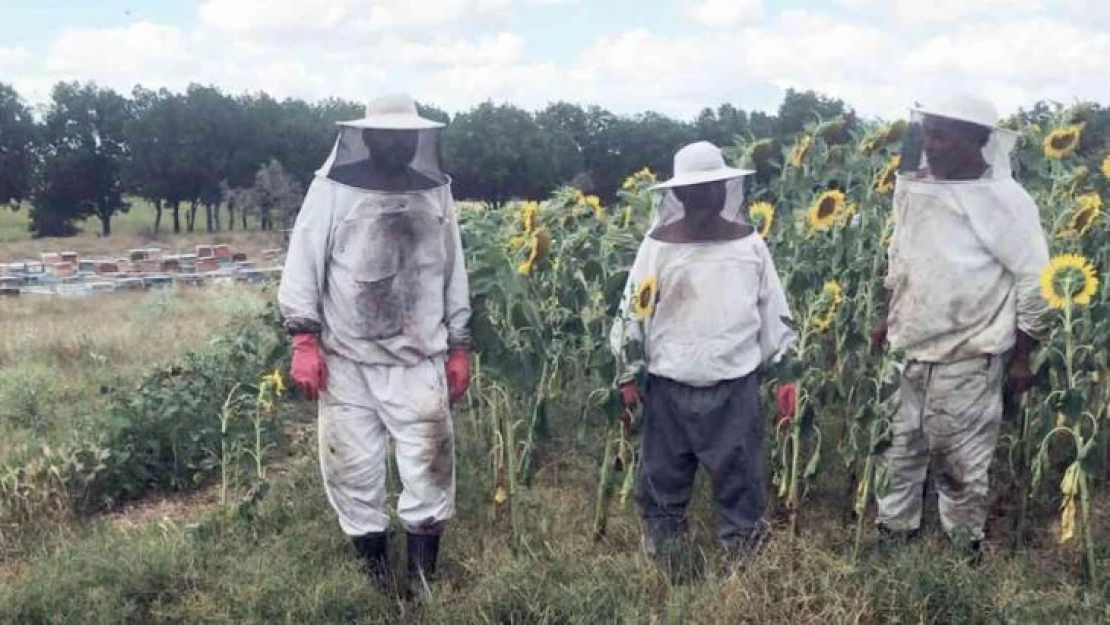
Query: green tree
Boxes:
[
  {"xmin": 0, "ymin": 83, "xmax": 36, "ymax": 207},
  {"xmin": 442, "ymin": 101, "xmax": 579, "ymax": 205},
  {"xmin": 31, "ymin": 82, "xmax": 131, "ymax": 237}
]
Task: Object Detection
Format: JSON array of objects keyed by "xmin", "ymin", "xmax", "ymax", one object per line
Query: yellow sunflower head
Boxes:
[
  {"xmin": 516, "ymin": 228, "xmax": 552, "ymax": 276},
  {"xmin": 1101, "ymin": 154, "xmax": 1110, "ymax": 180},
  {"xmin": 788, "ymin": 135, "xmax": 812, "ymax": 168},
  {"xmin": 622, "ymin": 167, "xmax": 657, "ymax": 190},
  {"xmin": 808, "ymin": 190, "xmax": 847, "ymax": 231},
  {"xmin": 749, "ymin": 202, "xmax": 775, "ymax": 238},
  {"xmin": 875, "ymin": 156, "xmax": 900, "ymax": 194},
  {"xmin": 1043, "ymin": 125, "xmax": 1083, "ymax": 160},
  {"xmin": 632, "ymin": 275, "xmax": 658, "ymax": 319},
  {"xmin": 1040, "ymin": 253, "xmax": 1099, "ymax": 309},
  {"xmin": 583, "ymin": 194, "xmax": 604, "ymax": 219},
  {"xmin": 518, "ymin": 201, "xmax": 539, "ymax": 233}
]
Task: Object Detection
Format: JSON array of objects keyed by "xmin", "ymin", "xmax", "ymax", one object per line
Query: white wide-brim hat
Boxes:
[
  {"xmin": 651, "ymin": 141, "xmax": 754, "ymax": 190},
  {"xmin": 337, "ymin": 93, "xmax": 445, "ymax": 130},
  {"xmin": 911, "ymin": 94, "xmax": 1013, "ymax": 134}
]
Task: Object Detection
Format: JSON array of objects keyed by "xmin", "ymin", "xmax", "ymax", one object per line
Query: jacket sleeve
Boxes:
[
  {"xmin": 756, "ymin": 237, "xmax": 797, "ymax": 364},
  {"xmin": 608, "ymin": 239, "xmax": 652, "ymax": 385},
  {"xmin": 442, "ymin": 193, "xmax": 472, "ymax": 349},
  {"xmin": 277, "ymin": 179, "xmax": 333, "ymax": 335},
  {"xmin": 966, "ymin": 182, "xmax": 1052, "ymax": 340}
]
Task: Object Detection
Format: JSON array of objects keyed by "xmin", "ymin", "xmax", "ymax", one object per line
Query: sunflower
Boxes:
[
  {"xmin": 583, "ymin": 194, "xmax": 604, "ymax": 219},
  {"xmin": 622, "ymin": 167, "xmax": 657, "ymax": 190},
  {"xmin": 749, "ymin": 202, "xmax": 775, "ymax": 238},
  {"xmin": 518, "ymin": 201, "xmax": 539, "ymax": 233},
  {"xmin": 631, "ymin": 275, "xmax": 658, "ymax": 319},
  {"xmin": 807, "ymin": 190, "xmax": 848, "ymax": 231},
  {"xmin": 859, "ymin": 121, "xmax": 906, "ymax": 154},
  {"xmin": 788, "ymin": 135, "xmax": 812, "ymax": 168},
  {"xmin": 875, "ymin": 155, "xmax": 900, "ymax": 194},
  {"xmin": 811, "ymin": 280, "xmax": 844, "ymax": 332},
  {"xmin": 1040, "ymin": 253, "xmax": 1099, "ymax": 309},
  {"xmin": 1066, "ymin": 193, "xmax": 1102, "ymax": 236},
  {"xmin": 1101, "ymin": 154, "xmax": 1110, "ymax": 180},
  {"xmin": 516, "ymin": 228, "xmax": 551, "ymax": 276},
  {"xmin": 1043, "ymin": 125, "xmax": 1083, "ymax": 160}
]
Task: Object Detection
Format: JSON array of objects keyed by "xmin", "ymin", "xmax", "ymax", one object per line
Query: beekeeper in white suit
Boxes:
[
  {"xmin": 872, "ymin": 95, "xmax": 1051, "ymax": 561},
  {"xmin": 278, "ymin": 93, "xmax": 471, "ymax": 598}
]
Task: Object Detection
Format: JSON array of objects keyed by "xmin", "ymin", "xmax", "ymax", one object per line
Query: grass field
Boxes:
[{"xmin": 0, "ymin": 281, "xmax": 1107, "ymax": 623}]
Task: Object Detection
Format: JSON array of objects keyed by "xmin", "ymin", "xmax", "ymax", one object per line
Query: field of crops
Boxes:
[{"xmin": 1, "ymin": 101, "xmax": 1108, "ymax": 623}]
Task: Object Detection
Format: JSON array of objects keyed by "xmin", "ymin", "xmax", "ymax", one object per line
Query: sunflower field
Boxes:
[{"xmin": 456, "ymin": 100, "xmax": 1109, "ymax": 581}]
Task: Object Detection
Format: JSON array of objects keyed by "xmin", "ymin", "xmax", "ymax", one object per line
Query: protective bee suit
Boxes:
[
  {"xmin": 278, "ymin": 93, "xmax": 471, "ymax": 597},
  {"xmin": 609, "ymin": 141, "xmax": 796, "ymax": 572},
  {"xmin": 875, "ymin": 95, "xmax": 1051, "ymax": 554}
]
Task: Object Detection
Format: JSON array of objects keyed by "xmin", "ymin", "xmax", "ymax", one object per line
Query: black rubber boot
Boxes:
[
  {"xmin": 405, "ymin": 532, "xmax": 441, "ymax": 602},
  {"xmin": 352, "ymin": 532, "xmax": 389, "ymax": 592}
]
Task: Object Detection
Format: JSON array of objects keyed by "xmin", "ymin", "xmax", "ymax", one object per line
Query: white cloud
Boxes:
[
  {"xmin": 683, "ymin": 0, "xmax": 763, "ymax": 28},
  {"xmin": 893, "ymin": 0, "xmax": 1043, "ymax": 24},
  {"xmin": 45, "ymin": 23, "xmax": 188, "ymax": 77},
  {"xmin": 388, "ymin": 32, "xmax": 525, "ymax": 67}
]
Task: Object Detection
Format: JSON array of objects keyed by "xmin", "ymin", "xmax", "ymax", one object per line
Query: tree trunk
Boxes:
[
  {"xmin": 227, "ymin": 201, "xmax": 235, "ymax": 231},
  {"xmin": 213, "ymin": 203, "xmax": 222, "ymax": 232},
  {"xmin": 154, "ymin": 199, "xmax": 163, "ymax": 234},
  {"xmin": 172, "ymin": 202, "xmax": 181, "ymax": 234},
  {"xmin": 241, "ymin": 205, "xmax": 248, "ymax": 231},
  {"xmin": 187, "ymin": 200, "xmax": 198, "ymax": 233},
  {"xmin": 100, "ymin": 212, "xmax": 111, "ymax": 237},
  {"xmin": 205, "ymin": 203, "xmax": 214, "ymax": 233}
]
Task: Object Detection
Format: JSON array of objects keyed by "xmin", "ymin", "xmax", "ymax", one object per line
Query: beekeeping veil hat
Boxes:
[
  {"xmin": 898, "ymin": 94, "xmax": 1020, "ymax": 182},
  {"xmin": 649, "ymin": 141, "xmax": 755, "ymax": 231},
  {"xmin": 317, "ymin": 93, "xmax": 448, "ymax": 193}
]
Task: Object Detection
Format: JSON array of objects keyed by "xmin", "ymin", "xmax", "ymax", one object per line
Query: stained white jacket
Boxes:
[
  {"xmin": 885, "ymin": 176, "xmax": 1050, "ymax": 363},
  {"xmin": 278, "ymin": 177, "xmax": 471, "ymax": 367}
]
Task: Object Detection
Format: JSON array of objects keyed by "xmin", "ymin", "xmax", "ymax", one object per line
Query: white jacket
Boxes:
[
  {"xmin": 885, "ymin": 176, "xmax": 1050, "ymax": 363},
  {"xmin": 609, "ymin": 234, "xmax": 796, "ymax": 388},
  {"xmin": 278, "ymin": 177, "xmax": 471, "ymax": 367}
]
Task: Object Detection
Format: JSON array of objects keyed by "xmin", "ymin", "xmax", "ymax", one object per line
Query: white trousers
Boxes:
[
  {"xmin": 317, "ymin": 352, "xmax": 456, "ymax": 537},
  {"xmin": 875, "ymin": 355, "xmax": 1004, "ymax": 541}
]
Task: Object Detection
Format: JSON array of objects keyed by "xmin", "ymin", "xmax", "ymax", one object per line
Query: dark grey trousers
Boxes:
[{"xmin": 636, "ymin": 372, "xmax": 766, "ymax": 553}]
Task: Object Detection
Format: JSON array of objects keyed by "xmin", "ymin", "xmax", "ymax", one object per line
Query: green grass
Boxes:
[{"xmin": 2, "ymin": 417, "xmax": 1108, "ymax": 625}]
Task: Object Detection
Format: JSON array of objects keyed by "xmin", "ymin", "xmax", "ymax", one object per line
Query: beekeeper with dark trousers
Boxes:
[{"xmin": 278, "ymin": 93, "xmax": 471, "ymax": 599}]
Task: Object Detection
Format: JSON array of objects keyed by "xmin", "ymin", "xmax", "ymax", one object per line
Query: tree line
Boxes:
[{"xmin": 0, "ymin": 80, "xmax": 860, "ymax": 238}]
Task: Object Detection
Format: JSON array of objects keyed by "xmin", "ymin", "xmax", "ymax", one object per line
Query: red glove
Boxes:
[
  {"xmin": 619, "ymin": 382, "xmax": 640, "ymax": 410},
  {"xmin": 291, "ymin": 334, "xmax": 327, "ymax": 400},
  {"xmin": 775, "ymin": 382, "xmax": 797, "ymax": 427},
  {"xmin": 446, "ymin": 348, "xmax": 470, "ymax": 405}
]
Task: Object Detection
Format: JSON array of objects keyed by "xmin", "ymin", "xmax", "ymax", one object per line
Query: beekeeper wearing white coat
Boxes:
[
  {"xmin": 872, "ymin": 95, "xmax": 1051, "ymax": 561},
  {"xmin": 278, "ymin": 93, "xmax": 471, "ymax": 598}
]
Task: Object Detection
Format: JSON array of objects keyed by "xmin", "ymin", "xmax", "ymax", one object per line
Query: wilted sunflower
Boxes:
[
  {"xmin": 1101, "ymin": 154, "xmax": 1110, "ymax": 180},
  {"xmin": 788, "ymin": 135, "xmax": 812, "ymax": 168},
  {"xmin": 1043, "ymin": 125, "xmax": 1083, "ymax": 159},
  {"xmin": 1040, "ymin": 253, "xmax": 1099, "ymax": 309},
  {"xmin": 518, "ymin": 201, "xmax": 539, "ymax": 233},
  {"xmin": 749, "ymin": 202, "xmax": 775, "ymax": 238},
  {"xmin": 875, "ymin": 156, "xmax": 900, "ymax": 194},
  {"xmin": 516, "ymin": 228, "xmax": 551, "ymax": 276},
  {"xmin": 632, "ymin": 275, "xmax": 658, "ymax": 319},
  {"xmin": 811, "ymin": 280, "xmax": 844, "ymax": 332},
  {"xmin": 807, "ymin": 190, "xmax": 848, "ymax": 231},
  {"xmin": 1066, "ymin": 193, "xmax": 1102, "ymax": 237}
]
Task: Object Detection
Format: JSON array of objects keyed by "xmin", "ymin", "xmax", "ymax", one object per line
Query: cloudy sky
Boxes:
[{"xmin": 2, "ymin": 0, "xmax": 1108, "ymax": 120}]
